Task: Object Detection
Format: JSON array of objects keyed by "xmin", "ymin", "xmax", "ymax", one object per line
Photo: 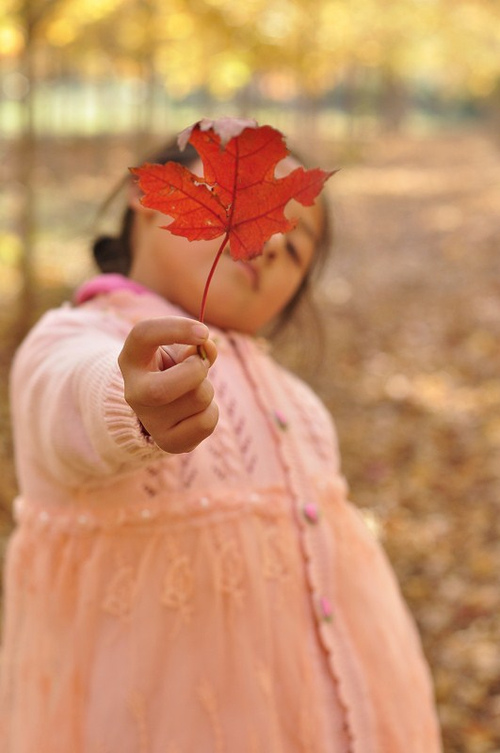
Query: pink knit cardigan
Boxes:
[{"xmin": 0, "ymin": 277, "xmax": 442, "ymax": 753}]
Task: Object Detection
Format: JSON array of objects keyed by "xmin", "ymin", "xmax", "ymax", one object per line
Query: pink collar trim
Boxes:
[{"xmin": 74, "ymin": 274, "xmax": 153, "ymax": 305}]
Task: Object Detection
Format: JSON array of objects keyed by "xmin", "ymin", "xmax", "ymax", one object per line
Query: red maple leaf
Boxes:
[{"xmin": 130, "ymin": 117, "xmax": 334, "ymax": 322}]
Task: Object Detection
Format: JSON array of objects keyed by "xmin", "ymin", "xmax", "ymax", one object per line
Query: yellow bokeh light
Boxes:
[
  {"xmin": 46, "ymin": 18, "xmax": 77, "ymax": 47},
  {"xmin": 208, "ymin": 56, "xmax": 252, "ymax": 99},
  {"xmin": 165, "ymin": 12, "xmax": 194, "ymax": 40},
  {"xmin": 468, "ymin": 73, "xmax": 496, "ymax": 98},
  {"xmin": 158, "ymin": 47, "xmax": 206, "ymax": 98},
  {"xmin": 0, "ymin": 23, "xmax": 24, "ymax": 56},
  {"xmin": 359, "ymin": 39, "xmax": 382, "ymax": 67},
  {"xmin": 74, "ymin": 0, "xmax": 122, "ymax": 23}
]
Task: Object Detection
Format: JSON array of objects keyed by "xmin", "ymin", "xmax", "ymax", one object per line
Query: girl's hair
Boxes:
[
  {"xmin": 92, "ymin": 140, "xmax": 199, "ymax": 276},
  {"xmin": 92, "ymin": 137, "xmax": 333, "ymax": 336}
]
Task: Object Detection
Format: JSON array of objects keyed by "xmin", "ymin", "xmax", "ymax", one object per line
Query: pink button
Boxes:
[
  {"xmin": 303, "ymin": 503, "xmax": 319, "ymax": 524},
  {"xmin": 320, "ymin": 596, "xmax": 333, "ymax": 621},
  {"xmin": 273, "ymin": 409, "xmax": 288, "ymax": 430}
]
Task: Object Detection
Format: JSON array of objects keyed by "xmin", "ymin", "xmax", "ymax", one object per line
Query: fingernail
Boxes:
[{"xmin": 192, "ymin": 323, "xmax": 209, "ymax": 341}]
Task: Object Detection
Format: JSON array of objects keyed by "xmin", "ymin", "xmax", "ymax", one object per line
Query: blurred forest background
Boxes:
[{"xmin": 1, "ymin": 1, "xmax": 500, "ymax": 751}]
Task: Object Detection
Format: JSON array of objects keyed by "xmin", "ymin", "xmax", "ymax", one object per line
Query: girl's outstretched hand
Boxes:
[{"xmin": 118, "ymin": 317, "xmax": 218, "ymax": 454}]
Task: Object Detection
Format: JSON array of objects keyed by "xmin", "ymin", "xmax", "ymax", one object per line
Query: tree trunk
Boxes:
[
  {"xmin": 16, "ymin": 2, "xmax": 39, "ymax": 332},
  {"xmin": 378, "ymin": 68, "xmax": 409, "ymax": 133}
]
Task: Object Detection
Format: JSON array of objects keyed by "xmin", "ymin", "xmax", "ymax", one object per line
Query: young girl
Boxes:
[{"xmin": 0, "ymin": 132, "xmax": 441, "ymax": 753}]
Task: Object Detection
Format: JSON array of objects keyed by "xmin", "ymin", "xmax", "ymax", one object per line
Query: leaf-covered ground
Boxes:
[
  {"xmin": 1, "ymin": 127, "xmax": 499, "ymax": 752},
  {"xmin": 315, "ymin": 128, "xmax": 500, "ymax": 753}
]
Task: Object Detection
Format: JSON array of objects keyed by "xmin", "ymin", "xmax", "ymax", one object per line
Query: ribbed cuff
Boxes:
[{"xmin": 79, "ymin": 350, "xmax": 164, "ymax": 471}]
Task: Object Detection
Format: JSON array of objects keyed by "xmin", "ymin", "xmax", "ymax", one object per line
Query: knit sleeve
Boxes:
[{"xmin": 10, "ymin": 305, "xmax": 165, "ymax": 486}]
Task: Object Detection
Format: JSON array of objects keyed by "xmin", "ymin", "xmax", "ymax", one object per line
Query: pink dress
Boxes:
[{"xmin": 0, "ymin": 276, "xmax": 442, "ymax": 753}]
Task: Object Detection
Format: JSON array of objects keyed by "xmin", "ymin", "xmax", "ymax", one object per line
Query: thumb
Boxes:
[{"xmin": 120, "ymin": 317, "xmax": 209, "ymax": 371}]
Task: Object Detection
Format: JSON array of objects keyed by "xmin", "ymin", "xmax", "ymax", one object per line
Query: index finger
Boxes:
[{"xmin": 120, "ymin": 317, "xmax": 209, "ymax": 369}]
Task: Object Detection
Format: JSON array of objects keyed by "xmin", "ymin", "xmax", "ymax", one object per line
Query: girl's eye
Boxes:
[{"xmin": 285, "ymin": 240, "xmax": 302, "ymax": 265}]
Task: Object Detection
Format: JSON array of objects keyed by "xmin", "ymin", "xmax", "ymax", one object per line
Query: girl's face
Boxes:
[{"xmin": 129, "ymin": 159, "xmax": 325, "ymax": 334}]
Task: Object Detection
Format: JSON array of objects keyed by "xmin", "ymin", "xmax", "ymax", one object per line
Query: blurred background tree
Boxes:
[{"xmin": 1, "ymin": 0, "xmax": 500, "ymax": 315}]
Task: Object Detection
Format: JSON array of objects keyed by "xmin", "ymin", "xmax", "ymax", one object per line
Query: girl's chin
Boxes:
[{"xmin": 201, "ymin": 302, "xmax": 260, "ymax": 334}]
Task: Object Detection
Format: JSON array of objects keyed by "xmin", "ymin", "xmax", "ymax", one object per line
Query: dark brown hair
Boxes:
[
  {"xmin": 92, "ymin": 137, "xmax": 333, "ymax": 336},
  {"xmin": 92, "ymin": 141, "xmax": 199, "ymax": 276}
]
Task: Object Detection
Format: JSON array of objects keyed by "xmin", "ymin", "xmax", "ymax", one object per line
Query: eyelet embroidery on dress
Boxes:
[
  {"xmin": 246, "ymin": 731, "xmax": 261, "ymax": 753},
  {"xmin": 255, "ymin": 662, "xmax": 283, "ymax": 753},
  {"xmin": 160, "ymin": 554, "xmax": 195, "ymax": 624},
  {"xmin": 93, "ymin": 741, "xmax": 112, "ymax": 753},
  {"xmin": 299, "ymin": 704, "xmax": 316, "ymax": 753},
  {"xmin": 261, "ymin": 526, "xmax": 289, "ymax": 584},
  {"xmin": 128, "ymin": 691, "xmax": 150, "ymax": 753},
  {"xmin": 256, "ymin": 661, "xmax": 319, "ymax": 753},
  {"xmin": 197, "ymin": 679, "xmax": 226, "ymax": 753},
  {"xmin": 101, "ymin": 565, "xmax": 137, "ymax": 619},
  {"xmin": 160, "ymin": 537, "xmax": 195, "ymax": 629},
  {"xmin": 215, "ymin": 539, "xmax": 245, "ymax": 608}
]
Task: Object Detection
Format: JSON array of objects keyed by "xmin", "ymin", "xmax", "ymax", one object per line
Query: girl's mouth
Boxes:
[{"xmin": 235, "ymin": 259, "xmax": 260, "ymax": 290}]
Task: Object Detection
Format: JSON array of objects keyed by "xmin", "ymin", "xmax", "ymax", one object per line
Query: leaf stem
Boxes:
[{"xmin": 199, "ymin": 233, "xmax": 230, "ymax": 323}]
